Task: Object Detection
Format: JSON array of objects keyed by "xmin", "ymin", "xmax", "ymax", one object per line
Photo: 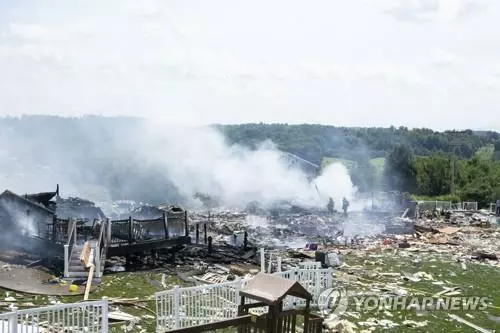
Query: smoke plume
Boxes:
[{"xmin": 0, "ymin": 116, "xmax": 357, "ymax": 210}]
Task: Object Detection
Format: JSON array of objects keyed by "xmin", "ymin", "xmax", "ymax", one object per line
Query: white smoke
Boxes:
[
  {"xmin": 0, "ymin": 116, "xmax": 358, "ymax": 210},
  {"xmin": 0, "ymin": 199, "xmax": 37, "ymax": 236},
  {"xmin": 314, "ymin": 162, "xmax": 357, "ymax": 207},
  {"xmin": 133, "ymin": 120, "xmax": 356, "ymax": 208}
]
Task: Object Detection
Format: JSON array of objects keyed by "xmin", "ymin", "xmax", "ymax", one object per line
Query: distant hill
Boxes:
[{"xmin": 220, "ymin": 124, "xmax": 500, "ymax": 165}]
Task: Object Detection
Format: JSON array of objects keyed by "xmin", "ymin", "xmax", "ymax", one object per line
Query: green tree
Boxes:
[{"xmin": 384, "ymin": 144, "xmax": 416, "ymax": 193}]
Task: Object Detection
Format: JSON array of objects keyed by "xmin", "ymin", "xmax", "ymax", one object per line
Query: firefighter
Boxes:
[{"xmin": 342, "ymin": 197, "xmax": 350, "ymax": 217}]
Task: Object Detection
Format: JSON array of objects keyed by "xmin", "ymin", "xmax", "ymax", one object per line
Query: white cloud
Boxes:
[
  {"xmin": 0, "ymin": 0, "xmax": 499, "ymax": 130},
  {"xmin": 8, "ymin": 23, "xmax": 67, "ymax": 41},
  {"xmin": 430, "ymin": 48, "xmax": 462, "ymax": 67}
]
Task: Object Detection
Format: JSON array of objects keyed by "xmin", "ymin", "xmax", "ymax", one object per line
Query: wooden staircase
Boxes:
[
  {"xmin": 64, "ymin": 219, "xmax": 109, "ymax": 281},
  {"xmin": 66, "ymin": 241, "xmax": 106, "ymax": 279}
]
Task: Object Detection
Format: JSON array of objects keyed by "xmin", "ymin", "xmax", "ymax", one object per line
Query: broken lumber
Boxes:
[{"xmin": 83, "ymin": 264, "xmax": 95, "ymax": 301}]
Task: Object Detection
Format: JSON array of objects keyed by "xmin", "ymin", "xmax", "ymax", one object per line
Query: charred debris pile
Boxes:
[{"xmin": 0, "ymin": 185, "xmax": 498, "ymax": 282}]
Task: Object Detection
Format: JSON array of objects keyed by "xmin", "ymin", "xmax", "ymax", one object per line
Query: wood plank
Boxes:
[{"xmin": 83, "ymin": 264, "xmax": 95, "ymax": 301}]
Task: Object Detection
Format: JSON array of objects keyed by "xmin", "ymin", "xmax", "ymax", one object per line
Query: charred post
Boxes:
[
  {"xmin": 184, "ymin": 210, "xmax": 188, "ymax": 237},
  {"xmin": 208, "ymin": 236, "xmax": 213, "ymax": 254},
  {"xmin": 163, "ymin": 211, "xmax": 169, "ymax": 239},
  {"xmin": 204, "ymin": 223, "xmax": 207, "ymax": 244},
  {"xmin": 195, "ymin": 223, "xmax": 199, "ymax": 244}
]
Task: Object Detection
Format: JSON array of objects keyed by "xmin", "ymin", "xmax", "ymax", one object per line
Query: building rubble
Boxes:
[{"xmin": 1, "ymin": 194, "xmax": 499, "ymax": 332}]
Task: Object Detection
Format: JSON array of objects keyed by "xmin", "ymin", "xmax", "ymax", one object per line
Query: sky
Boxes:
[{"xmin": 0, "ymin": 0, "xmax": 499, "ymax": 131}]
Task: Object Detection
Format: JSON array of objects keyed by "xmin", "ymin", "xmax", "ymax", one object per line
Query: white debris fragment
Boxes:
[
  {"xmin": 323, "ymin": 318, "xmax": 357, "ymax": 333},
  {"xmin": 403, "ymin": 320, "xmax": 428, "ymax": 328},
  {"xmin": 448, "ymin": 314, "xmax": 494, "ymax": 333}
]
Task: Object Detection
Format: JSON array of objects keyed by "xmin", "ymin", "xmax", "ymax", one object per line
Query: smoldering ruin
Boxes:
[{"xmin": 1, "ymin": 122, "xmax": 499, "ymax": 333}]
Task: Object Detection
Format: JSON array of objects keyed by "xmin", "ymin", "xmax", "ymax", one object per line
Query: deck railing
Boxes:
[{"xmin": 64, "ymin": 219, "xmax": 78, "ymax": 278}]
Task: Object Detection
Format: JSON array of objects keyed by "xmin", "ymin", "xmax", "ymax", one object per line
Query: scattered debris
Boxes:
[
  {"xmin": 108, "ymin": 310, "xmax": 141, "ymax": 323},
  {"xmin": 447, "ymin": 314, "xmax": 494, "ymax": 333}
]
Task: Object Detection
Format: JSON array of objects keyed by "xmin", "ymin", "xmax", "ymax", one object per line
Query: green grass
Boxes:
[
  {"xmin": 369, "ymin": 158, "xmax": 385, "ymax": 176},
  {"xmin": 322, "ymin": 157, "xmax": 357, "ymax": 170},
  {"xmin": 411, "ymin": 194, "xmax": 462, "ymax": 203},
  {"xmin": 2, "ymin": 250, "xmax": 500, "ymax": 332},
  {"xmin": 338, "ymin": 250, "xmax": 500, "ymax": 332},
  {"xmin": 1, "ymin": 271, "xmax": 184, "ymax": 333}
]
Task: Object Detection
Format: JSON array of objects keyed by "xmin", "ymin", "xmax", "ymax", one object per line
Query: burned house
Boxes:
[
  {"xmin": 0, "ymin": 189, "xmax": 56, "ymax": 238},
  {"xmin": 0, "ymin": 185, "xmax": 106, "ymax": 240},
  {"xmin": 120, "ymin": 204, "xmax": 187, "ymax": 238},
  {"xmin": 55, "ymin": 196, "xmax": 106, "ymax": 224}
]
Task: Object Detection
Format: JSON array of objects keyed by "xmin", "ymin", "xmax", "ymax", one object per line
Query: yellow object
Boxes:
[{"xmin": 69, "ymin": 284, "xmax": 78, "ymax": 292}]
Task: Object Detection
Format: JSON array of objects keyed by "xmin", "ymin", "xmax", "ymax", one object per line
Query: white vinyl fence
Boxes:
[
  {"xmin": 0, "ymin": 298, "xmax": 108, "ymax": 333},
  {"xmin": 155, "ymin": 268, "xmax": 333, "ymax": 332},
  {"xmin": 418, "ymin": 201, "xmax": 452, "ymax": 212},
  {"xmin": 259, "ymin": 248, "xmax": 323, "ymax": 273},
  {"xmin": 155, "ymin": 279, "xmax": 245, "ymax": 331},
  {"xmin": 272, "ymin": 268, "xmax": 333, "ymax": 309},
  {"xmin": 463, "ymin": 202, "xmax": 478, "ymax": 211}
]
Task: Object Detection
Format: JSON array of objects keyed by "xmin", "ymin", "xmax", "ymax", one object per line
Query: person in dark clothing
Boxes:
[{"xmin": 342, "ymin": 197, "xmax": 350, "ymax": 217}]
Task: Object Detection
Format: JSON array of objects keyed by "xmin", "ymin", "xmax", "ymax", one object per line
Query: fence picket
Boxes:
[{"xmin": 0, "ymin": 299, "xmax": 108, "ymax": 333}]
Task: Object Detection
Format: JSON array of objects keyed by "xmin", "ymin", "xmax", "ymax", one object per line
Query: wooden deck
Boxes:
[
  {"xmin": 107, "ymin": 236, "xmax": 191, "ymax": 256},
  {"xmin": 7, "ymin": 210, "xmax": 191, "ymax": 260}
]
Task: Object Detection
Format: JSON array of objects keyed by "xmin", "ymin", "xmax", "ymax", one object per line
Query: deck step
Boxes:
[{"xmin": 69, "ymin": 266, "xmax": 87, "ymax": 272}]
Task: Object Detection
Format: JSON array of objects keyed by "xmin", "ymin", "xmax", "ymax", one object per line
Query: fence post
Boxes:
[
  {"xmin": 260, "ymin": 248, "xmax": 265, "ymax": 273},
  {"xmin": 102, "ymin": 296, "xmax": 109, "ymax": 333},
  {"xmin": 73, "ymin": 219, "xmax": 77, "ymax": 245},
  {"xmin": 64, "ymin": 244, "xmax": 69, "ymax": 278},
  {"xmin": 235, "ymin": 278, "xmax": 242, "ymax": 309},
  {"xmin": 315, "ymin": 269, "xmax": 321, "ymax": 303},
  {"xmin": 107, "ymin": 218, "xmax": 112, "ymax": 244},
  {"xmin": 184, "ymin": 210, "xmax": 189, "ymax": 237},
  {"xmin": 128, "ymin": 217, "xmax": 133, "ymax": 244},
  {"xmin": 173, "ymin": 286, "xmax": 181, "ymax": 328},
  {"xmin": 95, "ymin": 244, "xmax": 101, "ymax": 278},
  {"xmin": 9, "ymin": 307, "xmax": 18, "ymax": 333}
]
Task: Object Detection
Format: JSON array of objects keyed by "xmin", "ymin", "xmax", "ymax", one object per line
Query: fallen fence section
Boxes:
[
  {"xmin": 155, "ymin": 268, "xmax": 333, "ymax": 332},
  {"xmin": 0, "ymin": 298, "xmax": 108, "ymax": 333}
]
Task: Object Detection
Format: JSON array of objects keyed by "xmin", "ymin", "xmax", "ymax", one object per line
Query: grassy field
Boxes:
[
  {"xmin": 2, "ymin": 249, "xmax": 499, "ymax": 332},
  {"xmin": 1, "ymin": 271, "xmax": 183, "ymax": 333},
  {"xmin": 321, "ymin": 157, "xmax": 357, "ymax": 170},
  {"xmin": 339, "ymin": 250, "xmax": 500, "ymax": 332}
]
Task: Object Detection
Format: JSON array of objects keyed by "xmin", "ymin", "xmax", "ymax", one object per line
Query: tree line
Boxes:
[
  {"xmin": 384, "ymin": 144, "xmax": 500, "ymax": 207},
  {"xmin": 220, "ymin": 123, "xmax": 500, "ymax": 165},
  {"xmin": 221, "ymin": 123, "xmax": 500, "ymax": 205}
]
